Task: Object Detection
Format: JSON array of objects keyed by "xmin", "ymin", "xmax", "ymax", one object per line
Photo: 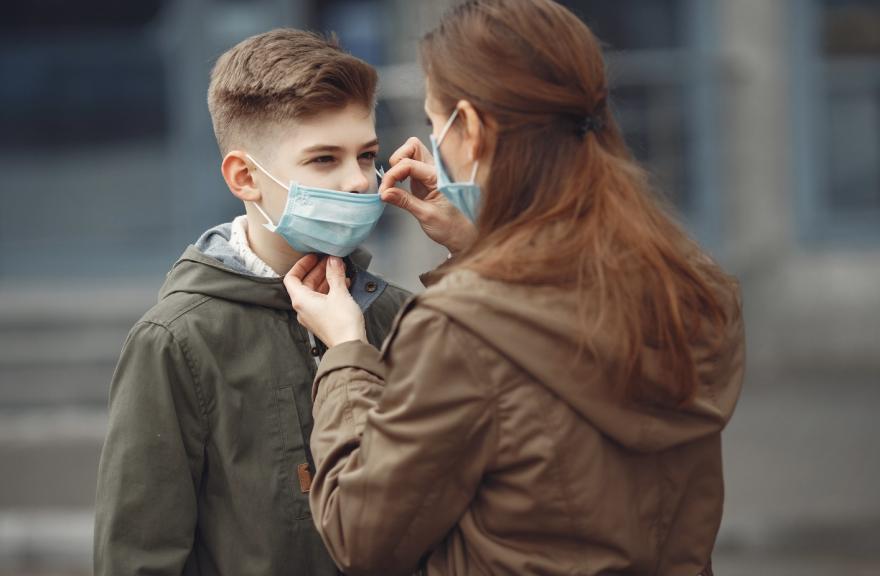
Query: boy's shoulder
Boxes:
[
  {"xmin": 135, "ymin": 241, "xmax": 290, "ymax": 337},
  {"xmin": 137, "ymin": 290, "xmax": 214, "ymax": 332},
  {"xmin": 122, "ymin": 288, "xmax": 299, "ymax": 388},
  {"xmin": 132, "ymin": 287, "xmax": 274, "ymax": 356}
]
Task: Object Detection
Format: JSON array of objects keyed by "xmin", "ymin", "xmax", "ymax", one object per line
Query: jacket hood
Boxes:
[
  {"xmin": 158, "ymin": 222, "xmax": 387, "ymax": 312},
  {"xmin": 419, "ymin": 270, "xmax": 745, "ymax": 453}
]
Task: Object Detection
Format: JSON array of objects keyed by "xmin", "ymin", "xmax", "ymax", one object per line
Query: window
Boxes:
[
  {"xmin": 794, "ymin": 0, "xmax": 880, "ymax": 244},
  {"xmin": 0, "ymin": 1, "xmax": 167, "ymax": 149},
  {"xmin": 560, "ymin": 0, "xmax": 721, "ymax": 249}
]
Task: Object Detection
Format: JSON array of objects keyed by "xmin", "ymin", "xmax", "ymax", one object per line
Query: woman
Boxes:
[{"xmin": 285, "ymin": 1, "xmax": 743, "ymax": 574}]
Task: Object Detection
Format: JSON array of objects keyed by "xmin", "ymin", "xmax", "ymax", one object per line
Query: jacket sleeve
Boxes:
[
  {"xmin": 94, "ymin": 321, "xmax": 207, "ymax": 576},
  {"xmin": 309, "ymin": 306, "xmax": 497, "ymax": 576}
]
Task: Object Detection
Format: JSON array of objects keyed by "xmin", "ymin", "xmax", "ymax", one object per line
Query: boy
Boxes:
[{"xmin": 94, "ymin": 29, "xmax": 410, "ymax": 575}]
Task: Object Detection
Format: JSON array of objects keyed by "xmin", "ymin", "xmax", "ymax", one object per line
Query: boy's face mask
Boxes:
[
  {"xmin": 246, "ymin": 154, "xmax": 386, "ymax": 257},
  {"xmin": 430, "ymin": 107, "xmax": 482, "ymax": 223}
]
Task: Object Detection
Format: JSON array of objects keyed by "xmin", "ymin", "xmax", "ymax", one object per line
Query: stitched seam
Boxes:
[
  {"xmin": 450, "ymin": 323, "xmax": 502, "ymax": 470},
  {"xmin": 542, "ymin": 396, "xmax": 581, "ymax": 553},
  {"xmin": 164, "ymin": 295, "xmax": 213, "ymax": 325},
  {"xmin": 387, "ymin": 314, "xmax": 494, "ymax": 562},
  {"xmin": 139, "ymin": 320, "xmax": 209, "ymax": 428}
]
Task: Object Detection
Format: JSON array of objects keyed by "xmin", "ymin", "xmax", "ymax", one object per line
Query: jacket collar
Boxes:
[{"xmin": 159, "ymin": 244, "xmax": 387, "ymax": 313}]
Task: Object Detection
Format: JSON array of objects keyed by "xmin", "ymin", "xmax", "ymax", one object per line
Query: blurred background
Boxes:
[{"xmin": 0, "ymin": 0, "xmax": 878, "ymax": 574}]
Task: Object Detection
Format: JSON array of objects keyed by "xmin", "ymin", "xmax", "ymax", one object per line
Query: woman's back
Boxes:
[{"xmin": 409, "ymin": 268, "xmax": 743, "ymax": 575}]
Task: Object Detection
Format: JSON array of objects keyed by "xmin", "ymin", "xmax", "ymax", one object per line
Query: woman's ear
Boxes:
[
  {"xmin": 456, "ymin": 99, "xmax": 489, "ymax": 162},
  {"xmin": 221, "ymin": 151, "xmax": 261, "ymax": 202}
]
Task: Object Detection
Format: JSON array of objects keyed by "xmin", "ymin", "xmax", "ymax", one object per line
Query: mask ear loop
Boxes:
[
  {"xmin": 369, "ymin": 166, "xmax": 385, "ymax": 195},
  {"xmin": 468, "ymin": 161, "xmax": 480, "ymax": 184},
  {"xmin": 437, "ymin": 108, "xmax": 481, "ymax": 184},
  {"xmin": 245, "ymin": 154, "xmax": 289, "ymax": 230},
  {"xmin": 436, "ymin": 108, "xmax": 461, "ymax": 147},
  {"xmin": 250, "ymin": 199, "xmax": 278, "ymax": 231},
  {"xmin": 469, "ymin": 111, "xmax": 485, "ymax": 184}
]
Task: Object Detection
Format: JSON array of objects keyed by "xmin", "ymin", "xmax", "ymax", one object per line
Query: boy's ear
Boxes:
[{"xmin": 221, "ymin": 150, "xmax": 261, "ymax": 202}]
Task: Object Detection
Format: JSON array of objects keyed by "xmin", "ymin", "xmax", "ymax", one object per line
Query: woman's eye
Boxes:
[
  {"xmin": 311, "ymin": 156, "xmax": 335, "ymax": 164},
  {"xmin": 359, "ymin": 151, "xmax": 378, "ymax": 161}
]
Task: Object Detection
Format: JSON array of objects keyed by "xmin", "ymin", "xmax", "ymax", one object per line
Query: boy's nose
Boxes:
[{"xmin": 343, "ymin": 163, "xmax": 371, "ymax": 194}]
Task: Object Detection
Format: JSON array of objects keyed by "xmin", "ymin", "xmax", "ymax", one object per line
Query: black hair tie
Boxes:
[{"xmin": 576, "ymin": 113, "xmax": 606, "ymax": 139}]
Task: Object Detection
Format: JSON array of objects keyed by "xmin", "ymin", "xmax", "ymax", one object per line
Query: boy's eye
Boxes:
[
  {"xmin": 359, "ymin": 151, "xmax": 378, "ymax": 161},
  {"xmin": 311, "ymin": 155, "xmax": 335, "ymax": 164}
]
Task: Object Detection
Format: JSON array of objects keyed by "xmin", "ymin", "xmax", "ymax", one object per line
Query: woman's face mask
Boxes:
[
  {"xmin": 247, "ymin": 154, "xmax": 386, "ymax": 257},
  {"xmin": 430, "ymin": 107, "xmax": 482, "ymax": 223}
]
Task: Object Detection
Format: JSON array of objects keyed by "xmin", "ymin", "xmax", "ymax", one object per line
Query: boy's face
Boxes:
[{"xmin": 252, "ymin": 103, "xmax": 379, "ymax": 220}]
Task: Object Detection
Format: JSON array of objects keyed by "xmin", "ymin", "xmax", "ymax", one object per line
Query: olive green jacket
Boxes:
[{"xmin": 94, "ymin": 223, "xmax": 410, "ymax": 576}]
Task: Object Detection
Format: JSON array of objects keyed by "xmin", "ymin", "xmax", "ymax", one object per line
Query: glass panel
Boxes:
[
  {"xmin": 559, "ymin": 0, "xmax": 684, "ymax": 50},
  {"xmin": 0, "ymin": 2, "xmax": 167, "ymax": 149},
  {"xmin": 820, "ymin": 0, "xmax": 880, "ymax": 217},
  {"xmin": 560, "ymin": 0, "xmax": 694, "ymax": 212}
]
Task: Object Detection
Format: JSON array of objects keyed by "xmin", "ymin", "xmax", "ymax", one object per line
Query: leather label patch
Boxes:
[{"xmin": 297, "ymin": 463, "xmax": 313, "ymax": 493}]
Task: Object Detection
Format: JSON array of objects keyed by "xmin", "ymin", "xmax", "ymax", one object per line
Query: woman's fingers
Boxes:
[
  {"xmin": 380, "ymin": 158, "xmax": 437, "ymax": 200},
  {"xmin": 283, "ymin": 267, "xmax": 309, "ymax": 310},
  {"xmin": 325, "ymin": 257, "xmax": 349, "ymax": 294},
  {"xmin": 288, "ymin": 253, "xmax": 321, "ymax": 282},
  {"xmin": 285, "ymin": 254, "xmax": 330, "ymax": 307},
  {"xmin": 287, "ymin": 255, "xmax": 350, "ymax": 298},
  {"xmin": 389, "ymin": 136, "xmax": 433, "ymax": 167},
  {"xmin": 380, "ymin": 187, "xmax": 433, "ymax": 222},
  {"xmin": 283, "ymin": 256, "xmax": 366, "ymax": 347},
  {"xmin": 302, "ymin": 256, "xmax": 328, "ymax": 290},
  {"xmin": 388, "ymin": 137, "xmax": 419, "ymax": 166}
]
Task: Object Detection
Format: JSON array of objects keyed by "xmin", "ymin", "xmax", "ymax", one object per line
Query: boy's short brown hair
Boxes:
[{"xmin": 208, "ymin": 29, "xmax": 378, "ymax": 154}]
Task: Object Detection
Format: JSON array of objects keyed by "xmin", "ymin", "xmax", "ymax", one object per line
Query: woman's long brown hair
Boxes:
[{"xmin": 421, "ymin": 0, "xmax": 737, "ymax": 406}]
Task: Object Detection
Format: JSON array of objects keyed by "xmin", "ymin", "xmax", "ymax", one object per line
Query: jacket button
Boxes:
[
  {"xmin": 365, "ymin": 281, "xmax": 378, "ymax": 293},
  {"xmin": 310, "ymin": 346, "xmax": 319, "ymax": 357}
]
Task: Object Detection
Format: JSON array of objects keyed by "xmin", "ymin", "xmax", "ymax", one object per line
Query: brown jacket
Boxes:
[{"xmin": 308, "ymin": 268, "xmax": 744, "ymax": 576}]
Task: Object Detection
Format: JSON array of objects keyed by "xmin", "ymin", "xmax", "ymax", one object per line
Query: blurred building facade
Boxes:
[{"xmin": 0, "ymin": 0, "xmax": 878, "ymax": 574}]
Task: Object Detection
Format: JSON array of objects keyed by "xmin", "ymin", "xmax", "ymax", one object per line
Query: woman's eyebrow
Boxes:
[{"xmin": 360, "ymin": 138, "xmax": 379, "ymax": 150}]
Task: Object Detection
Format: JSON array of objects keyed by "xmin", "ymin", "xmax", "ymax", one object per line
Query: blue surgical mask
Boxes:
[
  {"xmin": 430, "ymin": 108, "xmax": 482, "ymax": 222},
  {"xmin": 247, "ymin": 154, "xmax": 385, "ymax": 257}
]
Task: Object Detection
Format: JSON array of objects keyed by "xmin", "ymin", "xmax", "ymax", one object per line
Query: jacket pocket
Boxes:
[{"xmin": 275, "ymin": 385, "xmax": 312, "ymax": 520}]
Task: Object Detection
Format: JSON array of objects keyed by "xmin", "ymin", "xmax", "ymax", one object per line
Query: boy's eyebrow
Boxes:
[
  {"xmin": 301, "ymin": 138, "xmax": 379, "ymax": 154},
  {"xmin": 301, "ymin": 144, "xmax": 343, "ymax": 154}
]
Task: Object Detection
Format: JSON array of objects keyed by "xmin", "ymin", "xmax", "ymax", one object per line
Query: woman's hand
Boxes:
[
  {"xmin": 284, "ymin": 254, "xmax": 366, "ymax": 348},
  {"xmin": 379, "ymin": 137, "xmax": 477, "ymax": 256}
]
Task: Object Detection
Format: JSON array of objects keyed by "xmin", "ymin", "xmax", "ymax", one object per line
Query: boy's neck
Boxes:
[{"xmin": 243, "ymin": 208, "xmax": 305, "ymax": 277}]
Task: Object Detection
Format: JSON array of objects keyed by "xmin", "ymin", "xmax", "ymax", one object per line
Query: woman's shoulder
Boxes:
[
  {"xmin": 396, "ymin": 269, "xmax": 508, "ymax": 342},
  {"xmin": 427, "ymin": 268, "xmax": 489, "ymax": 292},
  {"xmin": 423, "ymin": 267, "xmax": 532, "ymax": 300}
]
